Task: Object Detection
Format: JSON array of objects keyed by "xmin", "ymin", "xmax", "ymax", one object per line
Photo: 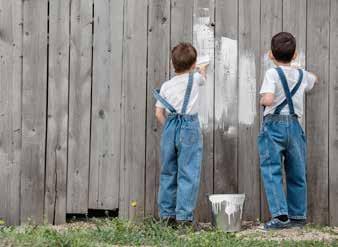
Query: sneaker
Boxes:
[
  {"xmin": 290, "ymin": 219, "xmax": 306, "ymax": 228},
  {"xmin": 262, "ymin": 218, "xmax": 291, "ymax": 230},
  {"xmin": 160, "ymin": 217, "xmax": 177, "ymax": 228}
]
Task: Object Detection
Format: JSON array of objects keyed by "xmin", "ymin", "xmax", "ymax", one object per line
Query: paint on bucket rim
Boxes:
[{"xmin": 209, "ymin": 194, "xmax": 245, "ymax": 224}]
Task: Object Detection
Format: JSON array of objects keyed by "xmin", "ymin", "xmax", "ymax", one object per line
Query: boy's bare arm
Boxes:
[
  {"xmin": 155, "ymin": 107, "xmax": 166, "ymax": 125},
  {"xmin": 260, "ymin": 93, "xmax": 275, "ymax": 106},
  {"xmin": 308, "ymin": 71, "xmax": 319, "ymax": 84}
]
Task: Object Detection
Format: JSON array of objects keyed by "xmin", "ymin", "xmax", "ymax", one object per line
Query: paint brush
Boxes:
[{"xmin": 196, "ymin": 55, "xmax": 210, "ymax": 66}]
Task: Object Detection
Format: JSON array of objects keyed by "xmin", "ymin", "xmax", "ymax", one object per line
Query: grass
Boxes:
[{"xmin": 0, "ymin": 218, "xmax": 337, "ymax": 247}]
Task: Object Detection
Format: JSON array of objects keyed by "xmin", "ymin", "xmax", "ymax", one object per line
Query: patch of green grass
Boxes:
[{"xmin": 0, "ymin": 218, "xmax": 337, "ymax": 247}]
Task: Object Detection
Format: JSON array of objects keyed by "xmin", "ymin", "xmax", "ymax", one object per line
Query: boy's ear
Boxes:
[
  {"xmin": 292, "ymin": 51, "xmax": 298, "ymax": 60},
  {"xmin": 268, "ymin": 50, "xmax": 274, "ymax": 60},
  {"xmin": 191, "ymin": 63, "xmax": 196, "ymax": 70}
]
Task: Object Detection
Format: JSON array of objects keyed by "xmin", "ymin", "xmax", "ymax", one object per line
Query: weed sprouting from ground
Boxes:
[{"xmin": 0, "ymin": 218, "xmax": 337, "ymax": 247}]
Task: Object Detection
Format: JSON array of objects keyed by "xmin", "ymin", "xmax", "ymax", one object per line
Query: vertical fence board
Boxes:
[
  {"xmin": 45, "ymin": 0, "xmax": 70, "ymax": 224},
  {"xmin": 0, "ymin": 0, "xmax": 22, "ymax": 225},
  {"xmin": 238, "ymin": 0, "xmax": 261, "ymax": 221},
  {"xmin": 21, "ymin": 0, "xmax": 48, "ymax": 223},
  {"xmin": 259, "ymin": 0, "xmax": 282, "ymax": 221},
  {"xmin": 193, "ymin": 0, "xmax": 214, "ymax": 222},
  {"xmin": 214, "ymin": 0, "xmax": 238, "ymax": 199},
  {"xmin": 329, "ymin": 0, "xmax": 338, "ymax": 227},
  {"xmin": 89, "ymin": 0, "xmax": 122, "ymax": 210},
  {"xmin": 119, "ymin": 0, "xmax": 148, "ymax": 219},
  {"xmin": 67, "ymin": 0, "xmax": 93, "ymax": 213},
  {"xmin": 170, "ymin": 0, "xmax": 194, "ymax": 75},
  {"xmin": 145, "ymin": 0, "xmax": 170, "ymax": 217},
  {"xmin": 306, "ymin": 0, "xmax": 329, "ymax": 225},
  {"xmin": 283, "ymin": 0, "xmax": 307, "ymax": 127}
]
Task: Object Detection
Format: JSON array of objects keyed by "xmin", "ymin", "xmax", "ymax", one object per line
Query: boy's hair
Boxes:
[
  {"xmin": 271, "ymin": 32, "xmax": 296, "ymax": 63},
  {"xmin": 171, "ymin": 42, "xmax": 197, "ymax": 73}
]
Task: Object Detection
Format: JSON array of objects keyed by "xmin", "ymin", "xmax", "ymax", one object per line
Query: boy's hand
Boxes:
[
  {"xmin": 196, "ymin": 63, "xmax": 208, "ymax": 79},
  {"xmin": 155, "ymin": 107, "xmax": 166, "ymax": 125}
]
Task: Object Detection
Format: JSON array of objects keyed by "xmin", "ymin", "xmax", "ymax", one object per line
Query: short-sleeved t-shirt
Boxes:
[
  {"xmin": 155, "ymin": 72, "xmax": 205, "ymax": 114},
  {"xmin": 260, "ymin": 66, "xmax": 317, "ymax": 117}
]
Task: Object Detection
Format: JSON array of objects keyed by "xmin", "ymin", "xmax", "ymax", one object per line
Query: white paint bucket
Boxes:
[{"xmin": 208, "ymin": 194, "xmax": 245, "ymax": 232}]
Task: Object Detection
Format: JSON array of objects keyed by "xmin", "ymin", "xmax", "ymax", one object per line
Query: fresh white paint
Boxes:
[
  {"xmin": 238, "ymin": 52, "xmax": 257, "ymax": 125},
  {"xmin": 193, "ymin": 9, "xmax": 214, "ymax": 130},
  {"xmin": 215, "ymin": 37, "xmax": 238, "ymax": 135}
]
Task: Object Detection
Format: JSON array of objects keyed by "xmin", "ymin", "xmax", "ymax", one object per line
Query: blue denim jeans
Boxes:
[
  {"xmin": 158, "ymin": 113, "xmax": 203, "ymax": 221},
  {"xmin": 258, "ymin": 114, "xmax": 307, "ymax": 220}
]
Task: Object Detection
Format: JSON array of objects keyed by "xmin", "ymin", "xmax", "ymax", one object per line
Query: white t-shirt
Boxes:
[
  {"xmin": 260, "ymin": 66, "xmax": 317, "ymax": 117},
  {"xmin": 155, "ymin": 72, "xmax": 205, "ymax": 114}
]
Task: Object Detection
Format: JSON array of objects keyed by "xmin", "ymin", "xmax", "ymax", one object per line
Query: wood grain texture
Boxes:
[
  {"xmin": 45, "ymin": 0, "xmax": 70, "ymax": 224},
  {"xmin": 306, "ymin": 0, "xmax": 329, "ymax": 225},
  {"xmin": 119, "ymin": 0, "xmax": 148, "ymax": 220},
  {"xmin": 170, "ymin": 0, "xmax": 194, "ymax": 75},
  {"xmin": 21, "ymin": 0, "xmax": 48, "ymax": 224},
  {"xmin": 238, "ymin": 0, "xmax": 261, "ymax": 221},
  {"xmin": 259, "ymin": 0, "xmax": 282, "ymax": 221},
  {"xmin": 145, "ymin": 0, "xmax": 170, "ymax": 218},
  {"xmin": 193, "ymin": 0, "xmax": 214, "ymax": 222},
  {"xmin": 329, "ymin": 0, "xmax": 338, "ymax": 227},
  {"xmin": 283, "ymin": 0, "xmax": 307, "ymax": 127},
  {"xmin": 0, "ymin": 0, "xmax": 22, "ymax": 225},
  {"xmin": 214, "ymin": 0, "xmax": 238, "ymax": 197},
  {"xmin": 89, "ymin": 0, "xmax": 123, "ymax": 210},
  {"xmin": 67, "ymin": 0, "xmax": 93, "ymax": 213}
]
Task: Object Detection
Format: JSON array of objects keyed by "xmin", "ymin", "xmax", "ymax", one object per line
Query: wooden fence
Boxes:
[{"xmin": 0, "ymin": 0, "xmax": 337, "ymax": 226}]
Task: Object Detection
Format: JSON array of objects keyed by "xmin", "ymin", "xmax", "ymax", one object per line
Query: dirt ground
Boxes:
[
  {"xmin": 236, "ymin": 221, "xmax": 338, "ymax": 242},
  {"xmin": 51, "ymin": 220, "xmax": 338, "ymax": 243}
]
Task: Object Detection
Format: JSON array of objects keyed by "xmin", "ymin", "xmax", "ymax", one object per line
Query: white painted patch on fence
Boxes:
[
  {"xmin": 215, "ymin": 37, "xmax": 237, "ymax": 130},
  {"xmin": 238, "ymin": 52, "xmax": 256, "ymax": 125},
  {"xmin": 193, "ymin": 9, "xmax": 214, "ymax": 130}
]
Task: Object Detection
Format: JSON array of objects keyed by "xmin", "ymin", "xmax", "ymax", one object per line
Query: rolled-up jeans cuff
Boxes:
[{"xmin": 289, "ymin": 215, "xmax": 306, "ymax": 220}]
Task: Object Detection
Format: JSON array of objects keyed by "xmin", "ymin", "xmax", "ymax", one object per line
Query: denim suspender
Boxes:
[{"xmin": 274, "ymin": 67, "xmax": 303, "ymax": 115}]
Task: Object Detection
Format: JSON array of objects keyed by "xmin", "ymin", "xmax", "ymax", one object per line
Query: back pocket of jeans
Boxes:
[{"xmin": 180, "ymin": 128, "xmax": 199, "ymax": 146}]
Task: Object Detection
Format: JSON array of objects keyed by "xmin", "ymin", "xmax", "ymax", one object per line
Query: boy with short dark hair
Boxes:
[
  {"xmin": 258, "ymin": 32, "xmax": 318, "ymax": 230},
  {"xmin": 153, "ymin": 42, "xmax": 207, "ymax": 226}
]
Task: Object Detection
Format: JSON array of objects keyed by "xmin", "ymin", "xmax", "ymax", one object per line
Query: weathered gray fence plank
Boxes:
[
  {"xmin": 89, "ymin": 0, "xmax": 122, "ymax": 210},
  {"xmin": 0, "ymin": 0, "xmax": 22, "ymax": 225},
  {"xmin": 145, "ymin": 0, "xmax": 170, "ymax": 218},
  {"xmin": 306, "ymin": 0, "xmax": 330, "ymax": 225},
  {"xmin": 45, "ymin": 0, "xmax": 69, "ymax": 224},
  {"xmin": 214, "ymin": 0, "xmax": 238, "ymax": 202},
  {"xmin": 283, "ymin": 0, "xmax": 307, "ymax": 127},
  {"xmin": 119, "ymin": 0, "xmax": 148, "ymax": 219},
  {"xmin": 329, "ymin": 0, "xmax": 338, "ymax": 227},
  {"xmin": 21, "ymin": 0, "xmax": 48, "ymax": 223},
  {"xmin": 193, "ymin": 0, "xmax": 215, "ymax": 223},
  {"xmin": 260, "ymin": 0, "xmax": 282, "ymax": 221},
  {"xmin": 67, "ymin": 0, "xmax": 93, "ymax": 213},
  {"xmin": 238, "ymin": 0, "xmax": 261, "ymax": 220},
  {"xmin": 170, "ymin": 0, "xmax": 194, "ymax": 75}
]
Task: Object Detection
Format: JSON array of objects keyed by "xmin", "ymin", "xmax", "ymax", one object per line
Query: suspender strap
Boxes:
[
  {"xmin": 152, "ymin": 88, "xmax": 177, "ymax": 113},
  {"xmin": 274, "ymin": 67, "xmax": 303, "ymax": 115},
  {"xmin": 181, "ymin": 73, "xmax": 194, "ymax": 114}
]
